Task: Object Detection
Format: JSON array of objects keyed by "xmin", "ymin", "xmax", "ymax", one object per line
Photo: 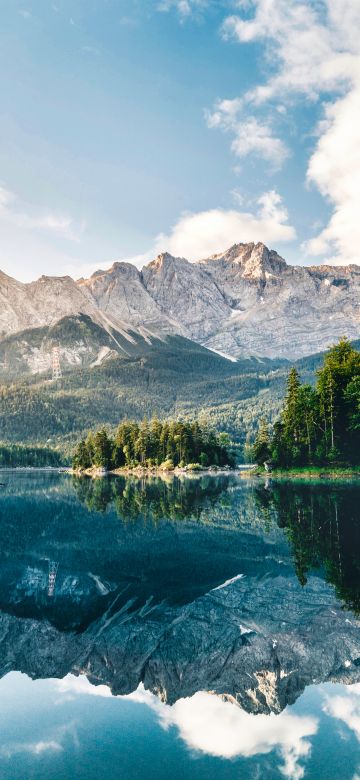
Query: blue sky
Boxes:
[{"xmin": 0, "ymin": 0, "xmax": 359, "ymax": 281}]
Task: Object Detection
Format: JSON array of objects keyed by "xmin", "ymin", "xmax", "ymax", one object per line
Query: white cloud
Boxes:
[
  {"xmin": 0, "ymin": 184, "xmax": 85, "ymax": 242},
  {"xmin": 216, "ymin": 0, "xmax": 360, "ymax": 265},
  {"xmin": 221, "ymin": 1, "xmax": 356, "ymax": 102},
  {"xmin": 257, "ymin": 189, "xmax": 289, "ymax": 222},
  {"xmin": 324, "ymin": 684, "xmax": 360, "ymax": 741},
  {"xmin": 0, "ymin": 739, "xmax": 62, "ymax": 759},
  {"xmin": 154, "ymin": 190, "xmax": 295, "ymax": 260},
  {"xmin": 162, "ymin": 692, "xmax": 316, "ymax": 780},
  {"xmin": 0, "ymin": 180, "xmax": 294, "ymax": 279},
  {"xmin": 57, "ymin": 675, "xmax": 113, "ymax": 698},
  {"xmin": 157, "ymin": 0, "xmax": 207, "ymax": 19},
  {"xmin": 64, "ymin": 190, "xmax": 294, "ymax": 276},
  {"xmin": 63, "ymin": 192, "xmax": 294, "ymax": 275},
  {"xmin": 231, "ymin": 187, "xmax": 245, "ymax": 206},
  {"xmin": 206, "ymin": 102, "xmax": 289, "ymax": 169},
  {"xmin": 56, "ymin": 676, "xmax": 317, "ymax": 780},
  {"xmin": 304, "ymin": 84, "xmax": 360, "ymax": 264}
]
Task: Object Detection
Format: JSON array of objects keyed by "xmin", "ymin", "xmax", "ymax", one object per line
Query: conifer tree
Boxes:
[
  {"xmin": 252, "ymin": 419, "xmax": 271, "ymax": 465},
  {"xmin": 93, "ymin": 428, "xmax": 112, "ymax": 469},
  {"xmin": 282, "ymin": 367, "xmax": 302, "ymax": 463}
]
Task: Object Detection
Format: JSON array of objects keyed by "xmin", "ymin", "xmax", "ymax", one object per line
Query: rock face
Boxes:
[
  {"xmin": 0, "ymin": 270, "xmax": 95, "ymax": 339},
  {"xmin": 1, "ymin": 241, "xmax": 360, "ymax": 360},
  {"xmin": 142, "ymin": 253, "xmax": 229, "ymax": 341},
  {"xmin": 198, "ymin": 244, "xmax": 360, "ymax": 358},
  {"xmin": 78, "ymin": 261, "xmax": 180, "ymax": 337}
]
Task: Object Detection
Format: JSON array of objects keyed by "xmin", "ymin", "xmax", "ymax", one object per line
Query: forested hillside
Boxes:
[
  {"xmin": 0, "ymin": 335, "xmax": 288, "ymax": 454},
  {"xmin": 1, "ymin": 333, "xmax": 358, "ymax": 459}
]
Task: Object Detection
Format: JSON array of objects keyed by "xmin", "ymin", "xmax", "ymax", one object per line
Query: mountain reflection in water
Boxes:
[{"xmin": 0, "ymin": 472, "xmax": 360, "ymax": 778}]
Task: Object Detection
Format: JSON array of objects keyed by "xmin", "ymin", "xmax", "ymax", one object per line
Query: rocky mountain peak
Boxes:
[
  {"xmin": 36, "ymin": 274, "xmax": 73, "ymax": 283},
  {"xmin": 146, "ymin": 252, "xmax": 185, "ymax": 272},
  {"xmin": 92, "ymin": 261, "xmax": 141, "ymax": 281},
  {"xmin": 0, "ymin": 269, "xmax": 23, "ymax": 286},
  {"xmin": 202, "ymin": 241, "xmax": 288, "ymax": 279},
  {"xmin": 241, "ymin": 242, "xmax": 288, "ymax": 279},
  {"xmin": 206, "ymin": 241, "xmax": 257, "ymax": 263}
]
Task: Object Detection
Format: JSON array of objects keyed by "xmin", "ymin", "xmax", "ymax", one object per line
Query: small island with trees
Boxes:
[
  {"xmin": 72, "ymin": 418, "xmax": 236, "ymax": 474},
  {"xmin": 252, "ymin": 338, "xmax": 360, "ymax": 476}
]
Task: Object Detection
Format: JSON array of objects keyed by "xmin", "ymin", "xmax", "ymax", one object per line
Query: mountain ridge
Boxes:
[{"xmin": 1, "ymin": 241, "xmax": 360, "ymax": 361}]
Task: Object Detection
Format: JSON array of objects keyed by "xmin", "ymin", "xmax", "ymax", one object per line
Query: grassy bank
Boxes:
[{"xmin": 250, "ymin": 466, "xmax": 360, "ymax": 480}]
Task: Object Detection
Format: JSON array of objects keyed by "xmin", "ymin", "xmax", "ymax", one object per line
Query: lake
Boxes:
[{"xmin": 0, "ymin": 471, "xmax": 360, "ymax": 779}]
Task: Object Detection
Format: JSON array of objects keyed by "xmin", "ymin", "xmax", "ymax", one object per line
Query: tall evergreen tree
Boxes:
[
  {"xmin": 282, "ymin": 368, "xmax": 303, "ymax": 464},
  {"xmin": 93, "ymin": 428, "xmax": 112, "ymax": 469},
  {"xmin": 252, "ymin": 419, "xmax": 271, "ymax": 465}
]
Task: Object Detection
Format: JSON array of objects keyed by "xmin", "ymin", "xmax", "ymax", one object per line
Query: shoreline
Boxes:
[
  {"xmin": 71, "ymin": 465, "xmax": 247, "ymax": 479},
  {"xmin": 241, "ymin": 467, "xmax": 360, "ymax": 481},
  {"xmin": 3, "ymin": 465, "xmax": 359, "ymax": 482},
  {"xmin": 0, "ymin": 466, "xmax": 70, "ymax": 473}
]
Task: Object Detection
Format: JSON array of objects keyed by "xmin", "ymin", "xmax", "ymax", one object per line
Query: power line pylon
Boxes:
[
  {"xmin": 48, "ymin": 560, "xmax": 59, "ymax": 598},
  {"xmin": 52, "ymin": 346, "xmax": 62, "ymax": 380}
]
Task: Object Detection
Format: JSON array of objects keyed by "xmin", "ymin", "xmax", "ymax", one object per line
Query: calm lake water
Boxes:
[{"xmin": 0, "ymin": 472, "xmax": 360, "ymax": 779}]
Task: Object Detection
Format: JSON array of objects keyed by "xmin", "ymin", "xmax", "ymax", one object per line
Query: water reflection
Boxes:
[
  {"xmin": 254, "ymin": 482, "xmax": 360, "ymax": 612},
  {"xmin": 1, "ymin": 671, "xmax": 360, "ymax": 779},
  {"xmin": 72, "ymin": 473, "xmax": 232, "ymax": 521},
  {"xmin": 58, "ymin": 675, "xmax": 319, "ymax": 778},
  {"xmin": 73, "ymin": 474, "xmax": 360, "ymax": 616},
  {"xmin": 0, "ymin": 473, "xmax": 289, "ymax": 633},
  {"xmin": 0, "ymin": 472, "xmax": 360, "ymax": 727}
]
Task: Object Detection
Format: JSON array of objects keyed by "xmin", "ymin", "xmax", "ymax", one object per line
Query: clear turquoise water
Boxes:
[{"xmin": 0, "ymin": 472, "xmax": 359, "ymax": 779}]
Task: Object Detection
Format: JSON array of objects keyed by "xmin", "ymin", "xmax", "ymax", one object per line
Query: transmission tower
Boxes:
[
  {"xmin": 52, "ymin": 346, "xmax": 62, "ymax": 380},
  {"xmin": 47, "ymin": 560, "xmax": 59, "ymax": 598}
]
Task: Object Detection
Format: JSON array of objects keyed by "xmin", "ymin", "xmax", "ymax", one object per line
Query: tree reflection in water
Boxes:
[
  {"xmin": 255, "ymin": 482, "xmax": 360, "ymax": 613},
  {"xmin": 72, "ymin": 474, "xmax": 233, "ymax": 522}
]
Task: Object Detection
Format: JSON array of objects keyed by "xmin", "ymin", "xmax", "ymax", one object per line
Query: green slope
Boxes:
[{"xmin": 1, "ymin": 315, "xmax": 351, "ymax": 456}]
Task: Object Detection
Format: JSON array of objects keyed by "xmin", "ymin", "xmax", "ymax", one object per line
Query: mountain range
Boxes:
[
  {"xmin": 2, "ymin": 241, "xmax": 360, "ymax": 374},
  {"xmin": 1, "ymin": 241, "xmax": 360, "ymax": 449}
]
